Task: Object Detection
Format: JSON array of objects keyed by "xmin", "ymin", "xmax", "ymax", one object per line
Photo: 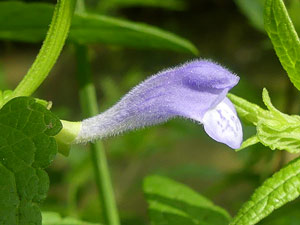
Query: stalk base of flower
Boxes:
[{"xmin": 55, "ymin": 120, "xmax": 81, "ymax": 156}]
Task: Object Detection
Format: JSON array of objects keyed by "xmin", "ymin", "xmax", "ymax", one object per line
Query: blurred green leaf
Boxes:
[
  {"xmin": 230, "ymin": 156, "xmax": 300, "ymax": 225},
  {"xmin": 264, "ymin": 0, "xmax": 300, "ymax": 90},
  {"xmin": 98, "ymin": 0, "xmax": 186, "ymax": 11},
  {"xmin": 42, "ymin": 211, "xmax": 101, "ymax": 225},
  {"xmin": 234, "ymin": 0, "xmax": 265, "ymax": 31},
  {"xmin": 235, "ymin": 0, "xmax": 300, "ymax": 34},
  {"xmin": 143, "ymin": 175, "xmax": 231, "ymax": 225},
  {"xmin": 0, "ymin": 1, "xmax": 198, "ymax": 54},
  {"xmin": 0, "ymin": 97, "xmax": 62, "ymax": 225}
]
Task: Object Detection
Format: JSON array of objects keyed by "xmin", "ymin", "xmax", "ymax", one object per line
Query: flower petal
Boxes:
[
  {"xmin": 202, "ymin": 97, "xmax": 243, "ymax": 149},
  {"xmin": 75, "ymin": 60, "xmax": 240, "ymax": 145}
]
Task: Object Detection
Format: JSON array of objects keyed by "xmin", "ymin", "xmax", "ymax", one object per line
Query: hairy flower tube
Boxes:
[{"xmin": 59, "ymin": 60, "xmax": 242, "ymax": 150}]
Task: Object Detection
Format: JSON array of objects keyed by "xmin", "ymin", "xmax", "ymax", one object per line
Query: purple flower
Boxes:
[{"xmin": 75, "ymin": 60, "xmax": 242, "ymax": 149}]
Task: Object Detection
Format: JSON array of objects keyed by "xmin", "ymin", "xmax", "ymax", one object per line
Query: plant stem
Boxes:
[
  {"xmin": 11, "ymin": 0, "xmax": 76, "ymax": 99},
  {"xmin": 75, "ymin": 44, "xmax": 120, "ymax": 225}
]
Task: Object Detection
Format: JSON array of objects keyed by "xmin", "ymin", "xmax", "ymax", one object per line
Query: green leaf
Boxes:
[
  {"xmin": 238, "ymin": 136, "xmax": 259, "ymax": 151},
  {"xmin": 256, "ymin": 120, "xmax": 300, "ymax": 153},
  {"xmin": 143, "ymin": 175, "xmax": 231, "ymax": 225},
  {"xmin": 228, "ymin": 90, "xmax": 300, "ymax": 153},
  {"xmin": 0, "ymin": 1, "xmax": 198, "ymax": 55},
  {"xmin": 42, "ymin": 212, "xmax": 101, "ymax": 225},
  {"xmin": 264, "ymin": 0, "xmax": 300, "ymax": 90},
  {"xmin": 227, "ymin": 93, "xmax": 268, "ymax": 125},
  {"xmin": 230, "ymin": 156, "xmax": 300, "ymax": 225},
  {"xmin": 0, "ymin": 97, "xmax": 62, "ymax": 225}
]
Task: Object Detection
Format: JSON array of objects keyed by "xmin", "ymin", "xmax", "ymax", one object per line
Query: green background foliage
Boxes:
[
  {"xmin": 144, "ymin": 175, "xmax": 231, "ymax": 225},
  {"xmin": 1, "ymin": 0, "xmax": 300, "ymax": 224},
  {"xmin": 0, "ymin": 1, "xmax": 197, "ymax": 54}
]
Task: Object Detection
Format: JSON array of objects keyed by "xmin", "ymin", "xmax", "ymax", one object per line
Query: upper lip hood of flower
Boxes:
[{"xmin": 75, "ymin": 59, "xmax": 242, "ymax": 149}]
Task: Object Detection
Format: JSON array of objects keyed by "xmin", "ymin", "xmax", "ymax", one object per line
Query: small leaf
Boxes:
[
  {"xmin": 143, "ymin": 175, "xmax": 231, "ymax": 225},
  {"xmin": 261, "ymin": 88, "xmax": 287, "ymax": 121},
  {"xmin": 237, "ymin": 135, "xmax": 259, "ymax": 151},
  {"xmin": 42, "ymin": 211, "xmax": 101, "ymax": 225},
  {"xmin": 264, "ymin": 0, "xmax": 300, "ymax": 90},
  {"xmin": 230, "ymin": 156, "xmax": 300, "ymax": 225},
  {"xmin": 0, "ymin": 97, "xmax": 62, "ymax": 225},
  {"xmin": 0, "ymin": 1, "xmax": 198, "ymax": 54}
]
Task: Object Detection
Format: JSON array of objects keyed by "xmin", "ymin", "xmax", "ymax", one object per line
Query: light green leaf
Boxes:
[
  {"xmin": 143, "ymin": 175, "xmax": 231, "ymax": 225},
  {"xmin": 256, "ymin": 120, "xmax": 300, "ymax": 153},
  {"xmin": 228, "ymin": 89, "xmax": 300, "ymax": 153},
  {"xmin": 42, "ymin": 212, "xmax": 101, "ymax": 225},
  {"xmin": 230, "ymin": 156, "xmax": 300, "ymax": 225},
  {"xmin": 238, "ymin": 136, "xmax": 259, "ymax": 151},
  {"xmin": 0, "ymin": 1, "xmax": 198, "ymax": 54},
  {"xmin": 0, "ymin": 97, "xmax": 62, "ymax": 225},
  {"xmin": 227, "ymin": 93, "xmax": 269, "ymax": 125},
  {"xmin": 264, "ymin": 0, "xmax": 300, "ymax": 90}
]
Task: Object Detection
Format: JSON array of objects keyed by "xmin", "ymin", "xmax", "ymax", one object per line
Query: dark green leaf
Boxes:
[
  {"xmin": 0, "ymin": 97, "xmax": 62, "ymax": 225},
  {"xmin": 0, "ymin": 1, "xmax": 198, "ymax": 54},
  {"xmin": 143, "ymin": 175, "xmax": 231, "ymax": 225},
  {"xmin": 264, "ymin": 0, "xmax": 300, "ymax": 90}
]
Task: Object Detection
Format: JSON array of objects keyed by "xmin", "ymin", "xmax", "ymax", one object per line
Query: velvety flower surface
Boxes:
[{"xmin": 75, "ymin": 60, "xmax": 243, "ymax": 149}]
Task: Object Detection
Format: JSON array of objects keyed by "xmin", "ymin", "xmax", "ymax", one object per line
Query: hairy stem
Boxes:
[
  {"xmin": 10, "ymin": 0, "xmax": 76, "ymax": 99},
  {"xmin": 75, "ymin": 44, "xmax": 120, "ymax": 225}
]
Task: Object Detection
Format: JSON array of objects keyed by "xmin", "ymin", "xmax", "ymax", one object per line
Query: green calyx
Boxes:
[
  {"xmin": 54, "ymin": 120, "xmax": 82, "ymax": 156},
  {"xmin": 228, "ymin": 88, "xmax": 300, "ymax": 153}
]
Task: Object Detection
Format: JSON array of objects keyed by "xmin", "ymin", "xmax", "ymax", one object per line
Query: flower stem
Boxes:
[
  {"xmin": 10, "ymin": 0, "xmax": 76, "ymax": 99},
  {"xmin": 75, "ymin": 44, "xmax": 120, "ymax": 225}
]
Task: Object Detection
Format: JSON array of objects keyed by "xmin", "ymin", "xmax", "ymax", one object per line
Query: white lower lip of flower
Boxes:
[{"xmin": 202, "ymin": 98, "xmax": 243, "ymax": 149}]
